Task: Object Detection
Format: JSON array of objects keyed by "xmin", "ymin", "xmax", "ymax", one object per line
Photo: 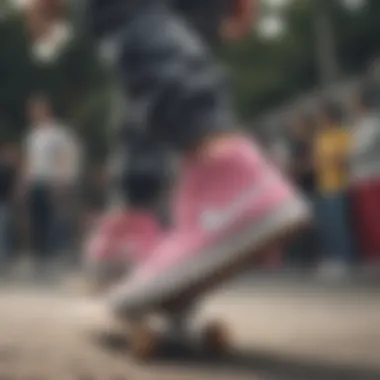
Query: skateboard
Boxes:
[
  {"xmin": 125, "ymin": 301, "xmax": 231, "ymax": 361},
  {"xmin": 83, "ymin": 268, "xmax": 231, "ymax": 361},
  {"xmin": 91, "ymin": 239, "xmax": 299, "ymax": 361},
  {"xmin": 90, "ymin": 207, "xmax": 309, "ymax": 360}
]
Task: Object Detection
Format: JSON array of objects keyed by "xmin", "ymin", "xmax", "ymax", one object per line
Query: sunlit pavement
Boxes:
[{"xmin": 1, "ymin": 275, "xmax": 380, "ymax": 380}]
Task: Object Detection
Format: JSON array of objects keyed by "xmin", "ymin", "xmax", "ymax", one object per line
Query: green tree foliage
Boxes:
[
  {"xmin": 2, "ymin": 0, "xmax": 380, "ymax": 153},
  {"xmin": 0, "ymin": 9, "xmax": 110, "ymax": 161},
  {"xmin": 222, "ymin": 0, "xmax": 380, "ymax": 119}
]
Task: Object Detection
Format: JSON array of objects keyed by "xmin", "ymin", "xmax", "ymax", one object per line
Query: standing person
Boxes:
[
  {"xmin": 0, "ymin": 143, "xmax": 17, "ymax": 271},
  {"xmin": 314, "ymin": 101, "xmax": 353, "ymax": 277},
  {"xmin": 23, "ymin": 95, "xmax": 80, "ymax": 274},
  {"xmin": 351, "ymin": 85, "xmax": 380, "ymax": 266},
  {"xmin": 84, "ymin": 0, "xmax": 310, "ymax": 317},
  {"xmin": 51, "ymin": 120, "xmax": 83, "ymax": 260},
  {"xmin": 287, "ymin": 112, "xmax": 318, "ymax": 269}
]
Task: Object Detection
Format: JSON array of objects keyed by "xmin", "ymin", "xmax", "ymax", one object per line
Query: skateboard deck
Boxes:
[{"xmin": 90, "ymin": 296, "xmax": 231, "ymax": 361}]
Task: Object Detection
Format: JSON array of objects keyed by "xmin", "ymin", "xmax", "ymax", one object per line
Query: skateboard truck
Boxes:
[{"xmin": 128, "ymin": 302, "xmax": 231, "ymax": 361}]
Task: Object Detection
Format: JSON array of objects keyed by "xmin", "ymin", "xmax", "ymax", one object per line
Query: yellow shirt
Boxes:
[{"xmin": 314, "ymin": 128, "xmax": 351, "ymax": 193}]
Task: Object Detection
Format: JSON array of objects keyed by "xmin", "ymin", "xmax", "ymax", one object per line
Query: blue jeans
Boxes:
[
  {"xmin": 51, "ymin": 186, "xmax": 78, "ymax": 253},
  {"xmin": 287, "ymin": 194, "xmax": 319, "ymax": 268},
  {"xmin": 0, "ymin": 202, "xmax": 10, "ymax": 261},
  {"xmin": 316, "ymin": 191, "xmax": 353, "ymax": 263},
  {"xmin": 28, "ymin": 184, "xmax": 54, "ymax": 260}
]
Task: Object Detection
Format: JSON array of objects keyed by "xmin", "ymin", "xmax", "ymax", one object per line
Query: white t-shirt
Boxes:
[{"xmin": 25, "ymin": 122, "xmax": 82, "ymax": 185}]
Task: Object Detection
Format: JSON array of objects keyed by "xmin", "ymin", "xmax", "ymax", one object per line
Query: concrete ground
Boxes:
[{"xmin": 1, "ymin": 276, "xmax": 380, "ymax": 380}]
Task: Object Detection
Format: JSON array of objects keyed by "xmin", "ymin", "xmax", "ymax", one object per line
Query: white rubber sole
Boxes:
[{"xmin": 110, "ymin": 197, "xmax": 311, "ymax": 316}]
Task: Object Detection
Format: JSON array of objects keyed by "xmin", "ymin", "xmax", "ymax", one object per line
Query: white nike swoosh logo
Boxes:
[{"xmin": 200, "ymin": 175, "xmax": 276, "ymax": 232}]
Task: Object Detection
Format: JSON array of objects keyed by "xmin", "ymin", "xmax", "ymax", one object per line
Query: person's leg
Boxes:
[
  {"xmin": 332, "ymin": 191, "xmax": 353, "ymax": 264},
  {"xmin": 371, "ymin": 179, "xmax": 380, "ymax": 262},
  {"xmin": 315, "ymin": 194, "xmax": 333, "ymax": 262},
  {"xmin": 41, "ymin": 186, "xmax": 54, "ymax": 261},
  {"xmin": 287, "ymin": 191, "xmax": 318, "ymax": 269},
  {"xmin": 359, "ymin": 179, "xmax": 380, "ymax": 263},
  {"xmin": 51, "ymin": 188, "xmax": 69, "ymax": 255},
  {"xmin": 66, "ymin": 186, "xmax": 78, "ymax": 253},
  {"xmin": 314, "ymin": 192, "xmax": 351, "ymax": 279},
  {"xmin": 352, "ymin": 183, "xmax": 373, "ymax": 263},
  {"xmin": 28, "ymin": 185, "xmax": 41, "ymax": 262},
  {"xmin": 287, "ymin": 227, "xmax": 310, "ymax": 268},
  {"xmin": 84, "ymin": 1, "xmax": 309, "ymax": 314},
  {"xmin": 58, "ymin": 186, "xmax": 79, "ymax": 267},
  {"xmin": 308, "ymin": 194, "xmax": 321, "ymax": 267},
  {"xmin": 317, "ymin": 191, "xmax": 353, "ymax": 267},
  {"xmin": 29, "ymin": 185, "xmax": 53, "ymax": 265},
  {"xmin": 0, "ymin": 202, "xmax": 10, "ymax": 266}
]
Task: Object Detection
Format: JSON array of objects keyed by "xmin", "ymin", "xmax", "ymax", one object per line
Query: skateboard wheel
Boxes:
[
  {"xmin": 201, "ymin": 320, "xmax": 231, "ymax": 355},
  {"xmin": 130, "ymin": 323, "xmax": 157, "ymax": 361}
]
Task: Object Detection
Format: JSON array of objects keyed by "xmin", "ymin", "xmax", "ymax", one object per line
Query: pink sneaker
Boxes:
[
  {"xmin": 109, "ymin": 135, "xmax": 311, "ymax": 314},
  {"xmin": 85, "ymin": 209, "xmax": 163, "ymax": 290}
]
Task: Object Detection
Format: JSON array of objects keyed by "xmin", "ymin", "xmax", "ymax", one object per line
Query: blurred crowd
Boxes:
[
  {"xmin": 263, "ymin": 72, "xmax": 380, "ymax": 277},
  {"xmin": 0, "ymin": 93, "xmax": 108, "ymax": 276},
  {"xmin": 2, "ymin": 0, "xmax": 380, "ymax": 281},
  {"xmin": 2, "ymin": 79, "xmax": 380, "ymax": 280},
  {"xmin": 0, "ymin": 0, "xmax": 109, "ymax": 277}
]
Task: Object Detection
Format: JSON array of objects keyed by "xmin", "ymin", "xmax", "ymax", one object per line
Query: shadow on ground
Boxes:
[
  {"xmin": 166, "ymin": 350, "xmax": 380, "ymax": 380},
  {"xmin": 97, "ymin": 332, "xmax": 380, "ymax": 380}
]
